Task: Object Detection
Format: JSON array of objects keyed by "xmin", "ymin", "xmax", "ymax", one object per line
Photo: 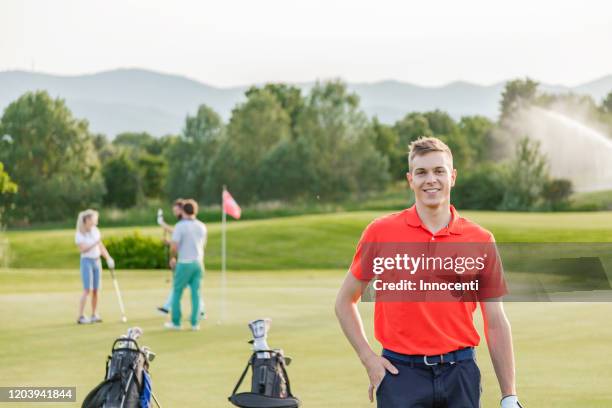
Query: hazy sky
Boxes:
[{"xmin": 2, "ymin": 0, "xmax": 611, "ymax": 87}]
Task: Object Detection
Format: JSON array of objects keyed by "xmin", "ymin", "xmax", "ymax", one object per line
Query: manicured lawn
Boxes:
[
  {"xmin": 1, "ymin": 269, "xmax": 612, "ymax": 407},
  {"xmin": 4, "ymin": 211, "xmax": 612, "ymax": 269},
  {"xmin": 1, "ymin": 210, "xmax": 611, "ymax": 407}
]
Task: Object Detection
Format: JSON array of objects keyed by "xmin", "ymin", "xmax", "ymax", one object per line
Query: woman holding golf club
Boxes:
[{"xmin": 75, "ymin": 209, "xmax": 115, "ymax": 324}]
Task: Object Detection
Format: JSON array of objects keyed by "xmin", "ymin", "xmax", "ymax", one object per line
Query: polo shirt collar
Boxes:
[{"xmin": 404, "ymin": 204, "xmax": 463, "ymax": 235}]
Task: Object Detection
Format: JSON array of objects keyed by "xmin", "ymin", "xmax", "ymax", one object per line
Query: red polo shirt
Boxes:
[{"xmin": 350, "ymin": 205, "xmax": 506, "ymax": 355}]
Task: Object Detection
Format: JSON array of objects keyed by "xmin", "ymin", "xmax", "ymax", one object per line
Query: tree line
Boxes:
[{"xmin": 1, "ymin": 79, "xmax": 611, "ymax": 224}]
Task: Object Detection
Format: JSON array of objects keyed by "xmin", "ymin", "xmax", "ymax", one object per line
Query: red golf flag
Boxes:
[{"xmin": 223, "ymin": 189, "xmax": 242, "ymax": 219}]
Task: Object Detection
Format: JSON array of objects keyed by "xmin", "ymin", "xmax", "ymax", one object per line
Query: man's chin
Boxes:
[{"xmin": 418, "ymin": 197, "xmax": 447, "ymax": 208}]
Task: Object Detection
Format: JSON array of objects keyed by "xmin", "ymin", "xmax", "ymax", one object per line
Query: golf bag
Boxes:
[
  {"xmin": 82, "ymin": 329, "xmax": 159, "ymax": 408},
  {"xmin": 229, "ymin": 350, "xmax": 300, "ymax": 408}
]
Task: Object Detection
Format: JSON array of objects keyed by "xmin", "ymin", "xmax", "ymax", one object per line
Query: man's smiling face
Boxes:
[{"xmin": 407, "ymin": 151, "xmax": 456, "ymax": 209}]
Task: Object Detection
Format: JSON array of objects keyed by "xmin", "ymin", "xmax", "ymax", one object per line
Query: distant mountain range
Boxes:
[{"xmin": 1, "ymin": 69, "xmax": 611, "ymax": 137}]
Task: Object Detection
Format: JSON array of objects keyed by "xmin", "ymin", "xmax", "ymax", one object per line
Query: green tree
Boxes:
[
  {"xmin": 207, "ymin": 90, "xmax": 291, "ymax": 203},
  {"xmin": 0, "ymin": 162, "xmax": 17, "ymax": 195},
  {"xmin": 499, "ymin": 137, "xmax": 549, "ymax": 211},
  {"xmin": 394, "ymin": 111, "xmax": 473, "ymax": 172},
  {"xmin": 393, "ymin": 112, "xmax": 433, "ymax": 147},
  {"xmin": 0, "ymin": 161, "xmax": 18, "ymax": 224},
  {"xmin": 0, "ymin": 91, "xmax": 104, "ymax": 223},
  {"xmin": 138, "ymin": 154, "xmax": 167, "ymax": 199},
  {"xmin": 500, "ymin": 78, "xmax": 539, "ymax": 119},
  {"xmin": 293, "ymin": 80, "xmax": 389, "ymax": 200},
  {"xmin": 438, "ymin": 134, "xmax": 471, "ymax": 172},
  {"xmin": 111, "ymin": 132, "xmax": 169, "ymax": 199},
  {"xmin": 113, "ymin": 132, "xmax": 156, "ymax": 151},
  {"xmin": 166, "ymin": 105, "xmax": 224, "ymax": 202},
  {"xmin": 102, "ymin": 154, "xmax": 140, "ymax": 208},
  {"xmin": 91, "ymin": 133, "xmax": 115, "ymax": 163},
  {"xmin": 246, "ymin": 84, "xmax": 304, "ymax": 132},
  {"xmin": 602, "ymin": 90, "xmax": 612, "ymax": 114},
  {"xmin": 257, "ymin": 138, "xmax": 317, "ymax": 200},
  {"xmin": 372, "ymin": 118, "xmax": 403, "ymax": 179},
  {"xmin": 423, "ymin": 110, "xmax": 456, "ymax": 136},
  {"xmin": 457, "ymin": 115, "xmax": 495, "ymax": 162}
]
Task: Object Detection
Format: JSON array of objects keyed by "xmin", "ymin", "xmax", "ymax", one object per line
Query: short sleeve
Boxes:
[
  {"xmin": 478, "ymin": 234, "xmax": 508, "ymax": 300},
  {"xmin": 171, "ymin": 223, "xmax": 181, "ymax": 243},
  {"xmin": 75, "ymin": 232, "xmax": 83, "ymax": 245},
  {"xmin": 349, "ymin": 222, "xmax": 377, "ymax": 281}
]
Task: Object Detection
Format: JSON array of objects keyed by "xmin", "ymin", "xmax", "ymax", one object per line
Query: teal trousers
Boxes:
[{"xmin": 171, "ymin": 261, "xmax": 203, "ymax": 326}]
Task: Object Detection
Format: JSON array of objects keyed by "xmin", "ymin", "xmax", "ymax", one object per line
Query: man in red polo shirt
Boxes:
[{"xmin": 335, "ymin": 137, "xmax": 522, "ymax": 407}]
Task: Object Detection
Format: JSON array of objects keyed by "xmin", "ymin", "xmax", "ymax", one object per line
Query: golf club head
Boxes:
[
  {"xmin": 248, "ymin": 318, "xmax": 271, "ymax": 351},
  {"xmin": 142, "ymin": 346, "xmax": 156, "ymax": 362},
  {"xmin": 126, "ymin": 326, "xmax": 143, "ymax": 340}
]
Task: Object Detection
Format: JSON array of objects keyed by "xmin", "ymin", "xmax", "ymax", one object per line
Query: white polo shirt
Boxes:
[{"xmin": 75, "ymin": 227, "xmax": 101, "ymax": 259}]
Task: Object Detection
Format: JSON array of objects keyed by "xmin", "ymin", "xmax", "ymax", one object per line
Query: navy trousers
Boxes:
[{"xmin": 377, "ymin": 356, "xmax": 481, "ymax": 408}]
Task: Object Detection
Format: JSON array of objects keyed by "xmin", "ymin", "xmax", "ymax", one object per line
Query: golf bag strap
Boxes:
[
  {"xmin": 231, "ymin": 354, "xmax": 254, "ymax": 396},
  {"xmin": 255, "ymin": 350, "xmax": 296, "ymax": 397},
  {"xmin": 105, "ymin": 356, "xmax": 111, "ymax": 379},
  {"xmin": 111, "ymin": 338, "xmax": 140, "ymax": 352},
  {"xmin": 279, "ymin": 356, "xmax": 294, "ymax": 397},
  {"xmin": 119, "ymin": 363, "xmax": 144, "ymax": 408}
]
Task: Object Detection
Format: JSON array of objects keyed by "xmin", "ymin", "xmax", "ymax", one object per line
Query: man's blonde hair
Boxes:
[
  {"xmin": 76, "ymin": 209, "xmax": 98, "ymax": 233},
  {"xmin": 408, "ymin": 136, "xmax": 453, "ymax": 171}
]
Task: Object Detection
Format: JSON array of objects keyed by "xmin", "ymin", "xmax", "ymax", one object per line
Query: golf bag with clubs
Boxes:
[
  {"xmin": 82, "ymin": 328, "xmax": 161, "ymax": 408},
  {"xmin": 229, "ymin": 319, "xmax": 300, "ymax": 408}
]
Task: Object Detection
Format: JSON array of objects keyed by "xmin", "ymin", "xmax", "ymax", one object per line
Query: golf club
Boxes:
[{"xmin": 109, "ymin": 267, "xmax": 128, "ymax": 323}]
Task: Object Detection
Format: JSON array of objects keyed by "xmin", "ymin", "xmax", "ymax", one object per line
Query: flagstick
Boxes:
[{"xmin": 220, "ymin": 186, "xmax": 227, "ymax": 324}]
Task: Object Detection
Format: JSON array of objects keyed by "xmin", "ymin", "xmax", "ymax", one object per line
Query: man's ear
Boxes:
[
  {"xmin": 406, "ymin": 171, "xmax": 414, "ymax": 189},
  {"xmin": 451, "ymin": 168, "xmax": 457, "ymax": 187}
]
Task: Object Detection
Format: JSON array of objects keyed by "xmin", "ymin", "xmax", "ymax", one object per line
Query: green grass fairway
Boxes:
[
  {"xmin": 5, "ymin": 210, "xmax": 612, "ymax": 270},
  {"xmin": 2, "ymin": 211, "xmax": 612, "ymax": 407},
  {"xmin": 1, "ymin": 269, "xmax": 612, "ymax": 407}
]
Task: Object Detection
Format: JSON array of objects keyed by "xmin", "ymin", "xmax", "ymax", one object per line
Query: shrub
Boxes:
[
  {"xmin": 541, "ymin": 178, "xmax": 573, "ymax": 210},
  {"xmin": 103, "ymin": 232, "xmax": 167, "ymax": 269},
  {"xmin": 452, "ymin": 163, "xmax": 506, "ymax": 210}
]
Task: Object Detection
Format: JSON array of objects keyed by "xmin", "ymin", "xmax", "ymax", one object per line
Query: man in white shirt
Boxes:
[{"xmin": 165, "ymin": 199, "xmax": 207, "ymax": 330}]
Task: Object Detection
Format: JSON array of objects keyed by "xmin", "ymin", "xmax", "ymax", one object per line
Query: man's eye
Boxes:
[{"xmin": 435, "ymin": 169, "xmax": 445, "ymax": 174}]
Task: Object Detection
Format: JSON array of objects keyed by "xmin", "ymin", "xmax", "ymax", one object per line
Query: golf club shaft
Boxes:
[
  {"xmin": 110, "ymin": 268, "xmax": 127, "ymax": 320},
  {"xmin": 151, "ymin": 391, "xmax": 162, "ymax": 408}
]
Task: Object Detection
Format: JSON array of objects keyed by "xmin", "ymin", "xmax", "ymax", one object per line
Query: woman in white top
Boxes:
[{"xmin": 75, "ymin": 209, "xmax": 115, "ymax": 324}]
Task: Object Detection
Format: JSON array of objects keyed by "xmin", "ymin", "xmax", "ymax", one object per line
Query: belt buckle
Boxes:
[{"xmin": 423, "ymin": 354, "xmax": 444, "ymax": 366}]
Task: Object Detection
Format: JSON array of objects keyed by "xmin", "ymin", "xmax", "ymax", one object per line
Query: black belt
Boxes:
[{"xmin": 382, "ymin": 347, "xmax": 474, "ymax": 366}]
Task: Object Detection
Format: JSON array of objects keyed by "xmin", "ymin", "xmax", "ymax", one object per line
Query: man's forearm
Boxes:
[
  {"xmin": 486, "ymin": 317, "xmax": 516, "ymax": 396},
  {"xmin": 335, "ymin": 300, "xmax": 376, "ymax": 363}
]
